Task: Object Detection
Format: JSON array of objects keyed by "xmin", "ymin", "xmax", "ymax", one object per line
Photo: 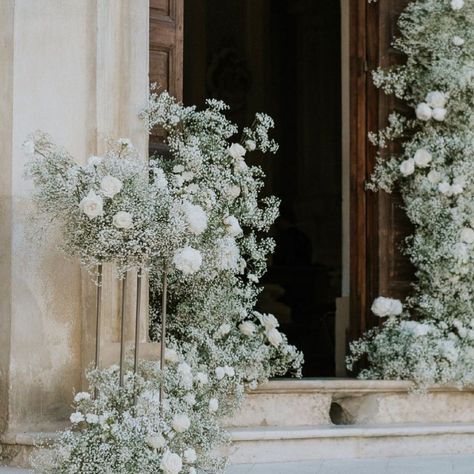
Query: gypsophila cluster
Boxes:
[
  {"xmin": 31, "ymin": 89, "xmax": 302, "ymax": 473},
  {"xmin": 348, "ymin": 0, "xmax": 474, "ymax": 387}
]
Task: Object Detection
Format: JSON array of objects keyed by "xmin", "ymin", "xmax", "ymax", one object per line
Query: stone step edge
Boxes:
[{"xmin": 229, "ymin": 422, "xmax": 474, "ymax": 442}]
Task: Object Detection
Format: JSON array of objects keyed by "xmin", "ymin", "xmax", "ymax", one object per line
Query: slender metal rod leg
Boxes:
[
  {"xmin": 119, "ymin": 273, "xmax": 127, "ymax": 387},
  {"xmin": 159, "ymin": 265, "xmax": 168, "ymax": 412},
  {"xmin": 133, "ymin": 268, "xmax": 142, "ymax": 375},
  {"xmin": 94, "ymin": 263, "xmax": 103, "ymax": 398}
]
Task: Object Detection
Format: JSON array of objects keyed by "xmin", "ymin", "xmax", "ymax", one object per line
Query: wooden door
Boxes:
[
  {"xmin": 349, "ymin": 0, "xmax": 413, "ymax": 341},
  {"xmin": 149, "ymin": 0, "xmax": 184, "ymax": 149}
]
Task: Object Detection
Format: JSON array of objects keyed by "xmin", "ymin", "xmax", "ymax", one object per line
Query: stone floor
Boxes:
[{"xmin": 2, "ymin": 455, "xmax": 474, "ymax": 473}]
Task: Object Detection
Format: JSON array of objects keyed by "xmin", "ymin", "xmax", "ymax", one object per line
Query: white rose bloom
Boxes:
[
  {"xmin": 461, "ymin": 227, "xmax": 474, "ymax": 244},
  {"xmin": 432, "ymin": 107, "xmax": 447, "ymax": 121},
  {"xmin": 189, "ymin": 469, "xmax": 196, "ymax": 474},
  {"xmin": 413, "ymin": 149, "xmax": 432, "ymax": 168},
  {"xmin": 228, "ymin": 143, "xmax": 246, "ymax": 159},
  {"xmin": 100, "ymin": 175, "xmax": 123, "ymax": 198},
  {"xmin": 172, "ymin": 413, "xmax": 191, "ymax": 433},
  {"xmin": 160, "ymin": 451, "xmax": 183, "ymax": 474},
  {"xmin": 173, "ymin": 246, "xmax": 202, "ymax": 274},
  {"xmin": 22, "ymin": 140, "xmax": 35, "ymax": 155},
  {"xmin": 227, "ymin": 185, "xmax": 241, "ymax": 199},
  {"xmin": 208, "ymin": 398, "xmax": 219, "ymax": 413},
  {"xmin": 216, "ymin": 237, "xmax": 240, "ymax": 271},
  {"xmin": 74, "ymin": 392, "xmax": 91, "ymax": 403},
  {"xmin": 70, "ymin": 412, "xmax": 85, "ymax": 424},
  {"xmin": 215, "ymin": 367, "xmax": 226, "ymax": 380},
  {"xmin": 165, "ymin": 348, "xmax": 180, "ymax": 364},
  {"xmin": 182, "ymin": 171, "xmax": 194, "ymax": 181},
  {"xmin": 425, "ymin": 91, "xmax": 447, "ymax": 108},
  {"xmin": 399, "ymin": 158, "xmax": 415, "ymax": 176},
  {"xmin": 79, "ymin": 190, "xmax": 104, "ymax": 219},
  {"xmin": 87, "ymin": 155, "xmax": 102, "ymax": 166},
  {"xmin": 118, "ymin": 137, "xmax": 133, "ymax": 148},
  {"xmin": 184, "ymin": 448, "xmax": 197, "ymax": 464},
  {"xmin": 266, "ymin": 328, "xmax": 283, "ymax": 348},
  {"xmin": 184, "ymin": 393, "xmax": 196, "ymax": 405},
  {"xmin": 215, "ymin": 323, "xmax": 231, "ymax": 338},
  {"xmin": 112, "ymin": 211, "xmax": 133, "ymax": 229},
  {"xmin": 239, "ymin": 321, "xmax": 256, "ymax": 336},
  {"xmin": 223, "ymin": 215, "xmax": 243, "ymax": 237},
  {"xmin": 371, "ymin": 296, "xmax": 402, "ymax": 317},
  {"xmin": 224, "ymin": 366, "xmax": 235, "ymax": 377},
  {"xmin": 195, "ymin": 372, "xmax": 209, "ymax": 384},
  {"xmin": 438, "ymin": 181, "xmax": 451, "ymax": 194},
  {"xmin": 415, "ymin": 102, "xmax": 432, "ymax": 121},
  {"xmin": 260, "ymin": 313, "xmax": 279, "ymax": 331},
  {"xmin": 427, "ymin": 170, "xmax": 442, "ymax": 184},
  {"xmin": 181, "ymin": 201, "xmax": 207, "ymax": 235},
  {"xmin": 234, "ymin": 158, "xmax": 248, "ymax": 173},
  {"xmin": 245, "ymin": 139, "xmax": 257, "ymax": 151},
  {"xmin": 451, "ymin": 0, "xmax": 464, "ymax": 10},
  {"xmin": 146, "ymin": 434, "xmax": 166, "ymax": 450},
  {"xmin": 452, "ymin": 35, "xmax": 465, "ymax": 46},
  {"xmin": 86, "ymin": 413, "xmax": 99, "ymax": 424}
]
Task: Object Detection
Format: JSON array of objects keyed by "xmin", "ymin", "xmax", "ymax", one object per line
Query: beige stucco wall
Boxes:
[{"xmin": 0, "ymin": 0, "xmax": 148, "ymax": 434}]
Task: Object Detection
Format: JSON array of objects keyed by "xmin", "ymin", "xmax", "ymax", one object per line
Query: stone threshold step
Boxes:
[{"xmin": 226, "ymin": 422, "xmax": 474, "ymax": 464}]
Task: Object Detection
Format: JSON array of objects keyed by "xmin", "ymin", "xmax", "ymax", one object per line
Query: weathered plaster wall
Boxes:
[{"xmin": 0, "ymin": 0, "xmax": 148, "ymax": 435}]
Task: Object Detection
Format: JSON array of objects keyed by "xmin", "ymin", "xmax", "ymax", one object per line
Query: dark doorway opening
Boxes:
[{"xmin": 184, "ymin": 0, "xmax": 342, "ymax": 377}]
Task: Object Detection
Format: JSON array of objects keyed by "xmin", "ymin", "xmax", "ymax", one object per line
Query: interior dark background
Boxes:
[{"xmin": 184, "ymin": 0, "xmax": 342, "ymax": 376}]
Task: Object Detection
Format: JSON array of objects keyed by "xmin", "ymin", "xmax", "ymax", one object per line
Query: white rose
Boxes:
[
  {"xmin": 432, "ymin": 107, "xmax": 447, "ymax": 121},
  {"xmin": 182, "ymin": 171, "xmax": 194, "ymax": 181},
  {"xmin": 87, "ymin": 155, "xmax": 102, "ymax": 166},
  {"xmin": 224, "ymin": 366, "xmax": 235, "ymax": 377},
  {"xmin": 172, "ymin": 413, "xmax": 190, "ymax": 433},
  {"xmin": 452, "ymin": 36, "xmax": 465, "ymax": 46},
  {"xmin": 165, "ymin": 348, "xmax": 180, "ymax": 364},
  {"xmin": 415, "ymin": 102, "xmax": 432, "ymax": 121},
  {"xmin": 112, "ymin": 211, "xmax": 133, "ymax": 229},
  {"xmin": 266, "ymin": 328, "xmax": 283, "ymax": 348},
  {"xmin": 74, "ymin": 392, "xmax": 91, "ymax": 403},
  {"xmin": 239, "ymin": 321, "xmax": 256, "ymax": 336},
  {"xmin": 181, "ymin": 201, "xmax": 207, "ymax": 235},
  {"xmin": 79, "ymin": 190, "xmax": 103, "ymax": 219},
  {"xmin": 86, "ymin": 413, "xmax": 99, "ymax": 424},
  {"xmin": 195, "ymin": 372, "xmax": 209, "ymax": 384},
  {"xmin": 183, "ymin": 393, "xmax": 196, "ymax": 405},
  {"xmin": 215, "ymin": 367, "xmax": 226, "ymax": 380},
  {"xmin": 427, "ymin": 170, "xmax": 442, "ymax": 184},
  {"xmin": 413, "ymin": 149, "xmax": 432, "ymax": 168},
  {"xmin": 22, "ymin": 140, "xmax": 35, "ymax": 155},
  {"xmin": 146, "ymin": 434, "xmax": 166, "ymax": 450},
  {"xmin": 234, "ymin": 158, "xmax": 248, "ymax": 173},
  {"xmin": 245, "ymin": 139, "xmax": 256, "ymax": 151},
  {"xmin": 189, "ymin": 469, "xmax": 196, "ymax": 474},
  {"xmin": 70, "ymin": 412, "xmax": 85, "ymax": 424},
  {"xmin": 100, "ymin": 175, "xmax": 123, "ymax": 198},
  {"xmin": 260, "ymin": 313, "xmax": 279, "ymax": 331},
  {"xmin": 438, "ymin": 181, "xmax": 451, "ymax": 194},
  {"xmin": 451, "ymin": 0, "xmax": 464, "ymax": 10},
  {"xmin": 173, "ymin": 246, "xmax": 202, "ymax": 274},
  {"xmin": 461, "ymin": 227, "xmax": 474, "ymax": 244},
  {"xmin": 223, "ymin": 215, "xmax": 243, "ymax": 237},
  {"xmin": 208, "ymin": 398, "xmax": 219, "ymax": 413},
  {"xmin": 399, "ymin": 158, "xmax": 415, "ymax": 176},
  {"xmin": 228, "ymin": 143, "xmax": 246, "ymax": 159},
  {"xmin": 425, "ymin": 91, "xmax": 447, "ymax": 108},
  {"xmin": 371, "ymin": 296, "xmax": 402, "ymax": 317},
  {"xmin": 160, "ymin": 451, "xmax": 182, "ymax": 474},
  {"xmin": 227, "ymin": 185, "xmax": 241, "ymax": 199},
  {"xmin": 215, "ymin": 323, "xmax": 231, "ymax": 338},
  {"xmin": 184, "ymin": 448, "xmax": 197, "ymax": 464}
]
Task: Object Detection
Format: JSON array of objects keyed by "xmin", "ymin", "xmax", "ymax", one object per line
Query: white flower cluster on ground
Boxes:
[
  {"xmin": 348, "ymin": 0, "xmax": 474, "ymax": 387},
  {"xmin": 29, "ymin": 89, "xmax": 303, "ymax": 473}
]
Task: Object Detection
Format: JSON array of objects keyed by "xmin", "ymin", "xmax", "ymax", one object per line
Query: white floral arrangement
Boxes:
[
  {"xmin": 348, "ymin": 0, "xmax": 474, "ymax": 386},
  {"xmin": 30, "ymin": 89, "xmax": 303, "ymax": 473}
]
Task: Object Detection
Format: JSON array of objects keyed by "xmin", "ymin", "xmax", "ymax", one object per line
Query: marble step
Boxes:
[{"xmin": 225, "ymin": 422, "xmax": 474, "ymax": 464}]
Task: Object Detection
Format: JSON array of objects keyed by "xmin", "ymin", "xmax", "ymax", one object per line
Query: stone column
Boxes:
[{"xmin": 0, "ymin": 0, "xmax": 148, "ymax": 445}]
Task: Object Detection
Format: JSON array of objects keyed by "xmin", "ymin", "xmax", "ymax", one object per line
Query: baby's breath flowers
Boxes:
[{"xmin": 348, "ymin": 0, "xmax": 474, "ymax": 387}]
